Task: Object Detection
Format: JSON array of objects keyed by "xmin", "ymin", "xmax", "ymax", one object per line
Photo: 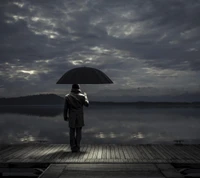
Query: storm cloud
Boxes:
[{"xmin": 0, "ymin": 0, "xmax": 200, "ymax": 101}]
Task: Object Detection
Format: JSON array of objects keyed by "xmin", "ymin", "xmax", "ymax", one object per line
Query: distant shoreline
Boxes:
[{"xmin": 0, "ymin": 94, "xmax": 199, "ymax": 106}]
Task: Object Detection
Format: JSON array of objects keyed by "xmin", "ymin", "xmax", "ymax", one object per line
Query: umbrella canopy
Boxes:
[{"xmin": 56, "ymin": 66, "xmax": 113, "ymax": 84}]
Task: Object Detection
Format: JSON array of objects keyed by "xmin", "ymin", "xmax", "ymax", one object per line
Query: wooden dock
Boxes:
[
  {"xmin": 0, "ymin": 144, "xmax": 200, "ymax": 177},
  {"xmin": 0, "ymin": 144, "xmax": 200, "ymax": 164}
]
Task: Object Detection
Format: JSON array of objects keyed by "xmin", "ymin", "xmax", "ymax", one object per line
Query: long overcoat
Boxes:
[{"xmin": 64, "ymin": 88, "xmax": 89, "ymax": 128}]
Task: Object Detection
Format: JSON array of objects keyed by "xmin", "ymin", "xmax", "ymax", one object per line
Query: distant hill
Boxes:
[
  {"xmin": 0, "ymin": 94, "xmax": 200, "ymax": 106},
  {"xmin": 0, "ymin": 94, "xmax": 64, "ymax": 105}
]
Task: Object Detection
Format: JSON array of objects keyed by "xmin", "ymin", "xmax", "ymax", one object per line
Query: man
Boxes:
[{"xmin": 63, "ymin": 84, "xmax": 89, "ymax": 152}]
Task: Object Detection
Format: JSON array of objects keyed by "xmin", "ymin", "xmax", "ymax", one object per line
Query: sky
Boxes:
[{"xmin": 0, "ymin": 0, "xmax": 200, "ymax": 102}]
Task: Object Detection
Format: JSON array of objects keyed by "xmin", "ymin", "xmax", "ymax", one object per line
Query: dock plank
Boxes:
[
  {"xmin": 157, "ymin": 144, "xmax": 172, "ymax": 162},
  {"xmin": 147, "ymin": 145, "xmax": 163, "ymax": 163},
  {"xmin": 151, "ymin": 145, "xmax": 168, "ymax": 162},
  {"xmin": 136, "ymin": 145, "xmax": 148, "ymax": 162},
  {"xmin": 129, "ymin": 145, "xmax": 140, "ymax": 160},
  {"xmin": 39, "ymin": 164, "xmax": 66, "ymax": 178},
  {"xmin": 140, "ymin": 145, "xmax": 154, "ymax": 160},
  {"xmin": 87, "ymin": 144, "xmax": 95, "ymax": 160},
  {"xmin": 172, "ymin": 145, "xmax": 196, "ymax": 163},
  {"xmin": 117, "ymin": 145, "xmax": 125, "ymax": 160},
  {"xmin": 83, "ymin": 144, "xmax": 91, "ymax": 160},
  {"xmin": 114, "ymin": 145, "xmax": 120, "ymax": 159},
  {"xmin": 22, "ymin": 144, "xmax": 43, "ymax": 160},
  {"xmin": 36, "ymin": 144, "xmax": 56, "ymax": 162},
  {"xmin": 53, "ymin": 144, "xmax": 68, "ymax": 163},
  {"xmin": 134, "ymin": 145, "xmax": 144, "ymax": 162},
  {"xmin": 182, "ymin": 145, "xmax": 200, "ymax": 161},
  {"xmin": 0, "ymin": 145, "xmax": 24, "ymax": 160},
  {"xmin": 187, "ymin": 145, "xmax": 200, "ymax": 159},
  {"xmin": 101, "ymin": 144, "xmax": 107, "ymax": 159}
]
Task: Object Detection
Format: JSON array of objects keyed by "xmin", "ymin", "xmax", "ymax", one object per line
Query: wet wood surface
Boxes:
[{"xmin": 0, "ymin": 144, "xmax": 199, "ymax": 164}]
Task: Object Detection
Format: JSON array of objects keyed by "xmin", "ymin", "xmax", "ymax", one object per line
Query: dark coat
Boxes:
[{"xmin": 64, "ymin": 88, "xmax": 89, "ymax": 128}]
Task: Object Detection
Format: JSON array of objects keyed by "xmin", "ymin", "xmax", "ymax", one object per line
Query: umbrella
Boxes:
[{"xmin": 56, "ymin": 66, "xmax": 113, "ymax": 84}]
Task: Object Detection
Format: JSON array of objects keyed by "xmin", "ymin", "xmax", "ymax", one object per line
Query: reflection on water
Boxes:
[{"xmin": 0, "ymin": 104, "xmax": 200, "ymax": 144}]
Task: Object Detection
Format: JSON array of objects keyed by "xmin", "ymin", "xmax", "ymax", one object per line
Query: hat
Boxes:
[{"xmin": 72, "ymin": 84, "xmax": 80, "ymax": 89}]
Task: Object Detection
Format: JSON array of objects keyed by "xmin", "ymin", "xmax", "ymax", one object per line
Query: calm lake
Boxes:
[{"xmin": 0, "ymin": 104, "xmax": 200, "ymax": 144}]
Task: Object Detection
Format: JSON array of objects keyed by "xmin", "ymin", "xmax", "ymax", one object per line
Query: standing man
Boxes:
[{"xmin": 64, "ymin": 84, "xmax": 89, "ymax": 152}]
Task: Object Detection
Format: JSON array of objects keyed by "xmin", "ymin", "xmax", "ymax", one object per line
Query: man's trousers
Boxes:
[{"xmin": 69, "ymin": 127, "xmax": 82, "ymax": 151}]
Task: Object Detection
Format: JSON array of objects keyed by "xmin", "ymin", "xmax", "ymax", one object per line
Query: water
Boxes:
[{"xmin": 0, "ymin": 104, "xmax": 200, "ymax": 144}]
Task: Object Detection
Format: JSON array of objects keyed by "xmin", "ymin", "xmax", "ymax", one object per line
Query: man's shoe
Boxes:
[
  {"xmin": 72, "ymin": 149, "xmax": 78, "ymax": 153},
  {"xmin": 71, "ymin": 147, "xmax": 80, "ymax": 153}
]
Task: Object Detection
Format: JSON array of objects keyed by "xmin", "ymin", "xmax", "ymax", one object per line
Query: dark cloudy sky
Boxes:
[{"xmin": 0, "ymin": 0, "xmax": 200, "ymax": 101}]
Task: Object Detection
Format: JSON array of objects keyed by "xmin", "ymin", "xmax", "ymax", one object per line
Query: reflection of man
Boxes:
[{"xmin": 64, "ymin": 84, "xmax": 89, "ymax": 152}]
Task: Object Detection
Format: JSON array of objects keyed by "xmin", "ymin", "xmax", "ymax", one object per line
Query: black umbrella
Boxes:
[{"xmin": 56, "ymin": 66, "xmax": 113, "ymax": 84}]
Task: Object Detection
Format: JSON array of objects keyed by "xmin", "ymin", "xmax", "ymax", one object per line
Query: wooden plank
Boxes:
[
  {"xmin": 101, "ymin": 144, "xmax": 107, "ymax": 159},
  {"xmin": 165, "ymin": 145, "xmax": 187, "ymax": 164},
  {"xmin": 77, "ymin": 145, "xmax": 87, "ymax": 162},
  {"xmin": 93, "ymin": 144, "xmax": 99, "ymax": 159},
  {"xmin": 108, "ymin": 144, "xmax": 112, "ymax": 159},
  {"xmin": 126, "ymin": 145, "xmax": 137, "ymax": 159},
  {"xmin": 162, "ymin": 145, "xmax": 182, "ymax": 161},
  {"xmin": 58, "ymin": 144, "xmax": 71, "ymax": 163},
  {"xmin": 167, "ymin": 145, "xmax": 184, "ymax": 160},
  {"xmin": 134, "ymin": 145, "xmax": 145, "ymax": 162},
  {"xmin": 194, "ymin": 144, "xmax": 200, "ymax": 151},
  {"xmin": 171, "ymin": 145, "xmax": 195, "ymax": 163},
  {"xmin": 3, "ymin": 145, "xmax": 29, "ymax": 161},
  {"xmin": 144, "ymin": 145, "xmax": 159, "ymax": 163},
  {"xmin": 110, "ymin": 145, "xmax": 115, "ymax": 159},
  {"xmin": 17, "ymin": 145, "xmax": 39, "ymax": 159},
  {"xmin": 124, "ymin": 146, "xmax": 134, "ymax": 159},
  {"xmin": 136, "ymin": 145, "xmax": 149, "ymax": 162},
  {"xmin": 64, "ymin": 163, "xmax": 158, "ymax": 171},
  {"xmin": 106, "ymin": 144, "xmax": 110, "ymax": 159},
  {"xmin": 19, "ymin": 144, "xmax": 41, "ymax": 162},
  {"xmin": 53, "ymin": 144, "xmax": 68, "ymax": 163},
  {"xmin": 87, "ymin": 144, "xmax": 94, "ymax": 161},
  {"xmin": 140, "ymin": 145, "xmax": 154, "ymax": 160},
  {"xmin": 83, "ymin": 144, "xmax": 92, "ymax": 160},
  {"xmin": 129, "ymin": 145, "xmax": 139, "ymax": 160},
  {"xmin": 48, "ymin": 144, "xmax": 66, "ymax": 162},
  {"xmin": 87, "ymin": 144, "xmax": 95, "ymax": 159},
  {"xmin": 39, "ymin": 164, "xmax": 66, "ymax": 178},
  {"xmin": 59, "ymin": 145, "xmax": 72, "ymax": 163},
  {"xmin": 187, "ymin": 145, "xmax": 200, "ymax": 159},
  {"xmin": 114, "ymin": 145, "xmax": 120, "ymax": 159},
  {"xmin": 21, "ymin": 144, "xmax": 43, "ymax": 160},
  {"xmin": 176, "ymin": 145, "xmax": 197, "ymax": 162},
  {"xmin": 147, "ymin": 145, "xmax": 163, "ymax": 163},
  {"xmin": 181, "ymin": 145, "xmax": 200, "ymax": 161},
  {"xmin": 121, "ymin": 145, "xmax": 129, "ymax": 159},
  {"xmin": 77, "ymin": 144, "xmax": 87, "ymax": 162},
  {"xmin": 117, "ymin": 145, "xmax": 125, "ymax": 160},
  {"xmin": 0, "ymin": 146, "xmax": 21, "ymax": 160},
  {"xmin": 180, "ymin": 146, "xmax": 197, "ymax": 163},
  {"xmin": 151, "ymin": 145, "xmax": 168, "ymax": 162},
  {"xmin": 28, "ymin": 144, "xmax": 50, "ymax": 161},
  {"xmin": 37, "ymin": 144, "xmax": 56, "ymax": 160},
  {"xmin": 0, "ymin": 145, "xmax": 24, "ymax": 160},
  {"xmin": 157, "ymin": 145, "xmax": 173, "ymax": 162},
  {"xmin": 0, "ymin": 146, "xmax": 16, "ymax": 156},
  {"xmin": 36, "ymin": 144, "xmax": 56, "ymax": 162},
  {"xmin": 96, "ymin": 145, "xmax": 102, "ymax": 160}
]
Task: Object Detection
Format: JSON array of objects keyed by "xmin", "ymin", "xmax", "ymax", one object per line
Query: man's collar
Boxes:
[{"xmin": 71, "ymin": 88, "xmax": 81, "ymax": 93}]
